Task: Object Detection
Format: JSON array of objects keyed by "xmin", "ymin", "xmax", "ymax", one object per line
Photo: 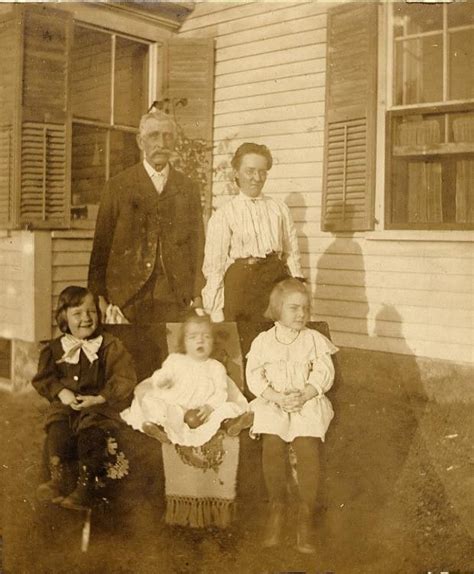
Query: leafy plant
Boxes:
[{"xmin": 151, "ymin": 98, "xmax": 213, "ymax": 218}]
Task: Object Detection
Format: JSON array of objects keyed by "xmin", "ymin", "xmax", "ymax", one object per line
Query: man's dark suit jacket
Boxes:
[{"xmin": 88, "ymin": 163, "xmax": 205, "ymax": 311}]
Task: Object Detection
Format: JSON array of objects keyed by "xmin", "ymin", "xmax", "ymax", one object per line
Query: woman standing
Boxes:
[{"xmin": 202, "ymin": 143, "xmax": 304, "ymax": 322}]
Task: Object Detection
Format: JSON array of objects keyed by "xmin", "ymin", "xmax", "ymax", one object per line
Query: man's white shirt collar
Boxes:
[{"xmin": 143, "ymin": 159, "xmax": 169, "ymax": 193}]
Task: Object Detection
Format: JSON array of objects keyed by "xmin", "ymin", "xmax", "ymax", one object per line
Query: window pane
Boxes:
[
  {"xmin": 71, "ymin": 27, "xmax": 111, "ymax": 123},
  {"xmin": 449, "ymin": 29, "xmax": 474, "ymax": 100},
  {"xmin": 455, "ymin": 159, "xmax": 474, "ymax": 223},
  {"xmin": 395, "ymin": 115, "xmax": 443, "ymax": 147},
  {"xmin": 448, "ymin": 3, "xmax": 474, "ymax": 28},
  {"xmin": 451, "ymin": 110, "xmax": 474, "ymax": 143},
  {"xmin": 109, "ymin": 130, "xmax": 140, "ymax": 179},
  {"xmin": 114, "ymin": 37, "xmax": 148, "ymax": 127},
  {"xmin": 393, "ymin": 4, "xmax": 443, "ymax": 38},
  {"xmin": 395, "ymin": 36, "xmax": 443, "ymax": 105},
  {"xmin": 389, "ymin": 111, "xmax": 474, "ymax": 228},
  {"xmin": 71, "ymin": 125, "xmax": 107, "ymax": 219}
]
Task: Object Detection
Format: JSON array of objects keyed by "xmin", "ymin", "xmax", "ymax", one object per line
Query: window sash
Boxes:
[
  {"xmin": 70, "ymin": 23, "xmax": 151, "ymax": 224},
  {"xmin": 390, "ymin": 4, "xmax": 474, "ymax": 109}
]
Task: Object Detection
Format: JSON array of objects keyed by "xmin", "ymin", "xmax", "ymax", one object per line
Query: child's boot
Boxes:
[
  {"xmin": 296, "ymin": 503, "xmax": 316, "ymax": 554},
  {"xmin": 262, "ymin": 501, "xmax": 285, "ymax": 548},
  {"xmin": 142, "ymin": 421, "xmax": 171, "ymax": 444},
  {"xmin": 61, "ymin": 465, "xmax": 95, "ymax": 510},
  {"xmin": 36, "ymin": 456, "xmax": 66, "ymax": 503},
  {"xmin": 222, "ymin": 411, "xmax": 254, "ymax": 437}
]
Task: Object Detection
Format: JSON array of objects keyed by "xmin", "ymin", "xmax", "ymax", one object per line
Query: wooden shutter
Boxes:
[
  {"xmin": 164, "ymin": 38, "xmax": 215, "ymax": 219},
  {"xmin": 0, "ymin": 15, "xmax": 19, "ymax": 226},
  {"xmin": 20, "ymin": 122, "xmax": 68, "ymax": 225},
  {"xmin": 18, "ymin": 5, "xmax": 71, "ymax": 228},
  {"xmin": 321, "ymin": 3, "xmax": 378, "ymax": 232},
  {"xmin": 0, "ymin": 125, "xmax": 13, "ymax": 226}
]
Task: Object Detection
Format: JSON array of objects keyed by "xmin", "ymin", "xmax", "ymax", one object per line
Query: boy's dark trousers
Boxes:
[{"xmin": 47, "ymin": 420, "xmax": 108, "ymax": 478}]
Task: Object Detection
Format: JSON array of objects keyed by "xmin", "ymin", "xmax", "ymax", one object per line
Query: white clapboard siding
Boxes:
[
  {"xmin": 216, "ymin": 13, "xmax": 327, "ymax": 51},
  {"xmin": 0, "ymin": 231, "xmax": 51, "ymax": 341},
  {"xmin": 215, "ymin": 73, "xmax": 325, "ymax": 102},
  {"xmin": 51, "ymin": 234, "xmax": 92, "ymax": 329},
  {"xmin": 216, "ymin": 58, "xmax": 327, "ymax": 89},
  {"xmin": 179, "ymin": 2, "xmax": 474, "ymax": 364}
]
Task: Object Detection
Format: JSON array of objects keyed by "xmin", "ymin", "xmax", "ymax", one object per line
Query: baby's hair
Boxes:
[
  {"xmin": 176, "ymin": 312, "xmax": 214, "ymax": 354},
  {"xmin": 264, "ymin": 278, "xmax": 310, "ymax": 322},
  {"xmin": 55, "ymin": 285, "xmax": 100, "ymax": 334}
]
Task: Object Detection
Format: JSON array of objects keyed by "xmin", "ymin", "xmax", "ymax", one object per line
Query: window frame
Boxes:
[
  {"xmin": 70, "ymin": 21, "xmax": 156, "ymax": 228},
  {"xmin": 383, "ymin": 3, "xmax": 474, "ymax": 231}
]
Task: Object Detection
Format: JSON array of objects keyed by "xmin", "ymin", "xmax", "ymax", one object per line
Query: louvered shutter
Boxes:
[
  {"xmin": 0, "ymin": 15, "xmax": 19, "ymax": 226},
  {"xmin": 0, "ymin": 125, "xmax": 13, "ymax": 226},
  {"xmin": 19, "ymin": 6, "xmax": 71, "ymax": 228},
  {"xmin": 321, "ymin": 3, "xmax": 378, "ymax": 232},
  {"xmin": 164, "ymin": 38, "xmax": 215, "ymax": 219}
]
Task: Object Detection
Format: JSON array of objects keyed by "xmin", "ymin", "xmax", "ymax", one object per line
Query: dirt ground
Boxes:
[{"xmin": 1, "ymin": 348, "xmax": 473, "ymax": 574}]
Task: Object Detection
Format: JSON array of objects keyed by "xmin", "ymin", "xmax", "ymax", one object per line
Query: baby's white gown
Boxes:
[{"xmin": 121, "ymin": 353, "xmax": 248, "ymax": 447}]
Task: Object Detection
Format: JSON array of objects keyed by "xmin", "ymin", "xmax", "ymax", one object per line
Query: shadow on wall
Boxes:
[
  {"xmin": 284, "ymin": 191, "xmax": 309, "ymax": 266},
  {"xmin": 313, "ymin": 231, "xmax": 369, "ymax": 337}
]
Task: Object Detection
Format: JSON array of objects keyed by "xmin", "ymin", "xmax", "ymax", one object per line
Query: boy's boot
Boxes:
[
  {"xmin": 296, "ymin": 503, "xmax": 316, "ymax": 554},
  {"xmin": 37, "ymin": 456, "xmax": 66, "ymax": 503},
  {"xmin": 262, "ymin": 501, "xmax": 285, "ymax": 548},
  {"xmin": 61, "ymin": 465, "xmax": 95, "ymax": 510}
]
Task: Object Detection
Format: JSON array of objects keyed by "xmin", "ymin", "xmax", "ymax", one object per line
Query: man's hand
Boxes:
[
  {"xmin": 72, "ymin": 394, "xmax": 106, "ymax": 410},
  {"xmin": 98, "ymin": 295, "xmax": 109, "ymax": 321},
  {"xmin": 105, "ymin": 304, "xmax": 130, "ymax": 324},
  {"xmin": 191, "ymin": 297, "xmax": 206, "ymax": 317},
  {"xmin": 58, "ymin": 388, "xmax": 79, "ymax": 408}
]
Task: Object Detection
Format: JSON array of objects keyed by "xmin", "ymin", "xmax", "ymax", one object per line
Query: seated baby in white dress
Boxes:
[{"xmin": 121, "ymin": 315, "xmax": 252, "ymax": 447}]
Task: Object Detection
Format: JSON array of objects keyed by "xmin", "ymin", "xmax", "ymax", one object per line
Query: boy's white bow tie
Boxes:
[{"xmin": 58, "ymin": 333, "xmax": 103, "ymax": 365}]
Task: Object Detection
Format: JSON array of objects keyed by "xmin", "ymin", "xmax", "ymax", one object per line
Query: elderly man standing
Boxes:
[{"xmin": 88, "ymin": 110, "xmax": 205, "ymax": 324}]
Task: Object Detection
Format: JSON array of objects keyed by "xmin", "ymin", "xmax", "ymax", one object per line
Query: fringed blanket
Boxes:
[{"xmin": 162, "ymin": 430, "xmax": 239, "ymax": 528}]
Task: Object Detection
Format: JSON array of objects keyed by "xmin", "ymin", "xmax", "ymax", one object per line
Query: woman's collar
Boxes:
[{"xmin": 237, "ymin": 191, "xmax": 264, "ymax": 201}]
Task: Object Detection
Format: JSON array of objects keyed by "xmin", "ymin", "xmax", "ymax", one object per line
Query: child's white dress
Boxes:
[
  {"xmin": 246, "ymin": 323, "xmax": 338, "ymax": 442},
  {"xmin": 121, "ymin": 353, "xmax": 248, "ymax": 447}
]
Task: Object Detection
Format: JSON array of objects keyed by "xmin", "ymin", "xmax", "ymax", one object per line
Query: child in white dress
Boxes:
[
  {"xmin": 121, "ymin": 315, "xmax": 250, "ymax": 447},
  {"xmin": 246, "ymin": 278, "xmax": 338, "ymax": 554}
]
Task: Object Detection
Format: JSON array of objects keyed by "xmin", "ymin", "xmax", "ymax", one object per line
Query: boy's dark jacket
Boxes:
[{"xmin": 32, "ymin": 332, "xmax": 137, "ymax": 431}]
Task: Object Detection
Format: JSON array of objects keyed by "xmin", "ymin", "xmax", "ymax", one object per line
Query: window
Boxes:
[
  {"xmin": 0, "ymin": 5, "xmax": 214, "ymax": 231},
  {"xmin": 386, "ymin": 3, "xmax": 474, "ymax": 229},
  {"xmin": 70, "ymin": 25, "xmax": 150, "ymax": 224}
]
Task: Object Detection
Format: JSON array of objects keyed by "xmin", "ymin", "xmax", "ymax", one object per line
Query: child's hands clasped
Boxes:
[
  {"xmin": 276, "ymin": 385, "xmax": 318, "ymax": 413},
  {"xmin": 58, "ymin": 388, "xmax": 79, "ymax": 408},
  {"xmin": 58, "ymin": 388, "xmax": 106, "ymax": 410},
  {"xmin": 72, "ymin": 395, "xmax": 106, "ymax": 410}
]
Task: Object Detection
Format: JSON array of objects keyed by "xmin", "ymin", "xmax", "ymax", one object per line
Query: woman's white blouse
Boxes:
[{"xmin": 202, "ymin": 193, "xmax": 303, "ymax": 314}]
